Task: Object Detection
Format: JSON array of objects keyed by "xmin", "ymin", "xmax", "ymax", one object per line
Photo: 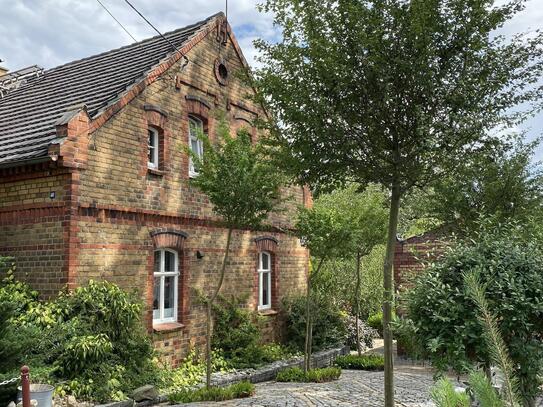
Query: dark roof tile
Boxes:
[{"xmin": 0, "ymin": 13, "xmax": 220, "ymax": 165}]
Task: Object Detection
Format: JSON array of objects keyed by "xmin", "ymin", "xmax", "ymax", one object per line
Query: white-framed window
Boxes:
[
  {"xmin": 188, "ymin": 116, "xmax": 204, "ymax": 177},
  {"xmin": 148, "ymin": 128, "xmax": 159, "ymax": 169},
  {"xmin": 258, "ymin": 251, "xmax": 272, "ymax": 310},
  {"xmin": 153, "ymin": 249, "xmax": 179, "ymax": 324}
]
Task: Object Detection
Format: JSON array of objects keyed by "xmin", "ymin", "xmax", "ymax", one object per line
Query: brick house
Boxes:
[{"xmin": 0, "ymin": 13, "xmax": 309, "ymax": 366}]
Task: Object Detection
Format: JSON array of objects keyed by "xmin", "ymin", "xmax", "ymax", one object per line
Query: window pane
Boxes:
[
  {"xmin": 154, "ymin": 251, "xmax": 160, "ymax": 273},
  {"xmin": 191, "ymin": 138, "xmax": 199, "ymax": 155},
  {"xmin": 164, "ymin": 251, "xmax": 176, "ymax": 272},
  {"xmin": 261, "ymin": 253, "xmax": 269, "ymax": 270},
  {"xmin": 163, "ymin": 276, "xmax": 176, "ymax": 319},
  {"xmin": 262, "ymin": 272, "xmax": 269, "ymax": 306},
  {"xmin": 153, "ymin": 276, "xmax": 161, "ymax": 320},
  {"xmin": 148, "ymin": 130, "xmax": 156, "ymax": 165}
]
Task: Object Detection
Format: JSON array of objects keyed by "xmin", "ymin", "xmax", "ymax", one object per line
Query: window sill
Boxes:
[
  {"xmin": 188, "ymin": 172, "xmax": 199, "ymax": 179},
  {"xmin": 258, "ymin": 309, "xmax": 278, "ymax": 316},
  {"xmin": 147, "ymin": 168, "xmax": 165, "ymax": 176},
  {"xmin": 153, "ymin": 322, "xmax": 185, "ymax": 333}
]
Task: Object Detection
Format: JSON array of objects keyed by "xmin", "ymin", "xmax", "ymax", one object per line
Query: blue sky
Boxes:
[{"xmin": 0, "ymin": 0, "xmax": 541, "ymax": 159}]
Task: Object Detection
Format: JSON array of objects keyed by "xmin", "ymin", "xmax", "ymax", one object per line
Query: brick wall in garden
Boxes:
[
  {"xmin": 0, "ymin": 16, "xmax": 309, "ymax": 366},
  {"xmin": 393, "ymin": 230, "xmax": 448, "ymax": 292}
]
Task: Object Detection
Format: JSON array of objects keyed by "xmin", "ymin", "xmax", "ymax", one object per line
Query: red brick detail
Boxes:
[
  {"xmin": 54, "ymin": 108, "xmax": 91, "ymax": 170},
  {"xmin": 150, "ymin": 229, "xmax": 188, "ymax": 250},
  {"xmin": 147, "ymin": 229, "xmax": 190, "ymax": 332},
  {"xmin": 87, "ymin": 17, "xmax": 219, "ymax": 136},
  {"xmin": 253, "ymin": 236, "xmax": 280, "ymax": 311},
  {"xmin": 141, "ymin": 106, "xmax": 169, "ymax": 175}
]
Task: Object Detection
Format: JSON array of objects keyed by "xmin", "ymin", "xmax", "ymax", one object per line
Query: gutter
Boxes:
[{"xmin": 0, "ymin": 156, "xmax": 52, "ymax": 170}]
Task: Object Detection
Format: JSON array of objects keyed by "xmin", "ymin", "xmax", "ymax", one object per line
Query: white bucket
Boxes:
[{"xmin": 17, "ymin": 384, "xmax": 54, "ymax": 407}]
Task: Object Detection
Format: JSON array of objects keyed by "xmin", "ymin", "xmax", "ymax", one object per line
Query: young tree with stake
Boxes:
[
  {"xmin": 188, "ymin": 119, "xmax": 283, "ymax": 387},
  {"xmin": 253, "ymin": 1, "xmax": 543, "ymax": 404}
]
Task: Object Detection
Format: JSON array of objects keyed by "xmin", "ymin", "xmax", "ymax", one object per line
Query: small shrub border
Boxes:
[
  {"xmin": 334, "ymin": 354, "xmax": 384, "ymax": 370},
  {"xmin": 275, "ymin": 366, "xmax": 341, "ymax": 383},
  {"xmin": 168, "ymin": 381, "xmax": 255, "ymax": 403}
]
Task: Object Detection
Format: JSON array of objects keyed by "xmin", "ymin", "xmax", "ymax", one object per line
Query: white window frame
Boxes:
[
  {"xmin": 148, "ymin": 128, "xmax": 159, "ymax": 169},
  {"xmin": 153, "ymin": 249, "xmax": 179, "ymax": 324},
  {"xmin": 258, "ymin": 251, "xmax": 272, "ymax": 311},
  {"xmin": 188, "ymin": 116, "xmax": 204, "ymax": 177}
]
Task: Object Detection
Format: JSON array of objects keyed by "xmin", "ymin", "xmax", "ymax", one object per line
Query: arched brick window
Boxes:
[
  {"xmin": 143, "ymin": 104, "xmax": 168, "ymax": 174},
  {"xmin": 185, "ymin": 95, "xmax": 211, "ymax": 177},
  {"xmin": 149, "ymin": 229, "xmax": 189, "ymax": 330},
  {"xmin": 254, "ymin": 236, "xmax": 279, "ymax": 311}
]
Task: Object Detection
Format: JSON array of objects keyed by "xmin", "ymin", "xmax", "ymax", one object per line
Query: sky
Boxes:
[{"xmin": 0, "ymin": 0, "xmax": 542, "ymax": 159}]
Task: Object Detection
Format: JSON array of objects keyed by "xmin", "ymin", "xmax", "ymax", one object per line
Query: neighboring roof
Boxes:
[{"xmin": 0, "ymin": 13, "xmax": 221, "ymax": 166}]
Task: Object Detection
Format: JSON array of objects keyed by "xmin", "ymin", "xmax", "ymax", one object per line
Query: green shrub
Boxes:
[
  {"xmin": 282, "ymin": 295, "xmax": 347, "ymax": 352},
  {"xmin": 168, "ymin": 381, "xmax": 255, "ymax": 403},
  {"xmin": 334, "ymin": 354, "xmax": 384, "ymax": 370},
  {"xmin": 212, "ymin": 296, "xmax": 295, "ymax": 368},
  {"xmin": 0, "ymin": 277, "xmax": 160, "ymax": 403},
  {"xmin": 367, "ymin": 312, "xmax": 383, "ymax": 331},
  {"xmin": 275, "ymin": 366, "xmax": 341, "ymax": 382},
  {"xmin": 406, "ymin": 227, "xmax": 543, "ymax": 404}
]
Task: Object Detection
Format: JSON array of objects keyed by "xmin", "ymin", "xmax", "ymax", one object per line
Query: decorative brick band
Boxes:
[
  {"xmin": 254, "ymin": 236, "xmax": 279, "ymax": 252},
  {"xmin": 150, "ymin": 229, "xmax": 188, "ymax": 250},
  {"xmin": 143, "ymin": 104, "xmax": 168, "ymax": 118},
  {"xmin": 185, "ymin": 94, "xmax": 212, "ymax": 110}
]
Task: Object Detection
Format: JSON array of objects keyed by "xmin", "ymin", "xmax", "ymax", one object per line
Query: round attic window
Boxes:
[{"xmin": 214, "ymin": 59, "xmax": 229, "ymax": 86}]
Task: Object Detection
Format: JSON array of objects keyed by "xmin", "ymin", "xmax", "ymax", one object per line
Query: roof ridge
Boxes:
[{"xmin": 45, "ymin": 12, "xmax": 224, "ymax": 75}]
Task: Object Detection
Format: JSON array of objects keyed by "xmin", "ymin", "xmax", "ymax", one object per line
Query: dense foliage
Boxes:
[
  {"xmin": 314, "ymin": 245, "xmax": 385, "ymax": 319},
  {"xmin": 0, "ymin": 275, "xmax": 159, "ymax": 402},
  {"xmin": 400, "ymin": 138, "xmax": 543, "ymax": 237},
  {"xmin": 406, "ymin": 227, "xmax": 543, "ymax": 403},
  {"xmin": 344, "ymin": 315, "xmax": 379, "ymax": 352},
  {"xmin": 282, "ymin": 295, "xmax": 347, "ymax": 352},
  {"xmin": 168, "ymin": 381, "xmax": 255, "ymax": 403},
  {"xmin": 334, "ymin": 354, "xmax": 385, "ymax": 371},
  {"xmin": 275, "ymin": 366, "xmax": 341, "ymax": 383},
  {"xmin": 212, "ymin": 296, "xmax": 295, "ymax": 368}
]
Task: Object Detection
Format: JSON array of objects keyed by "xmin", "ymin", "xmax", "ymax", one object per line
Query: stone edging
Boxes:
[{"xmin": 94, "ymin": 345, "xmax": 350, "ymax": 407}]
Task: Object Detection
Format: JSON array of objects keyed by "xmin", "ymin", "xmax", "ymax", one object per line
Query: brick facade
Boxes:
[{"xmin": 0, "ymin": 16, "xmax": 308, "ymax": 366}]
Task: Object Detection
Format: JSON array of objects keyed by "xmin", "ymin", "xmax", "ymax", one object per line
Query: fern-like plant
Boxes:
[{"xmin": 463, "ymin": 272, "xmax": 521, "ymax": 407}]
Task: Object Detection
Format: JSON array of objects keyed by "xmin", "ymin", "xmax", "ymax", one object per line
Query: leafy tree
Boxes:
[
  {"xmin": 295, "ymin": 204, "xmax": 353, "ymax": 372},
  {"xmin": 254, "ymin": 1, "xmax": 543, "ymax": 403},
  {"xmin": 402, "ymin": 137, "xmax": 543, "ymax": 236},
  {"xmin": 406, "ymin": 226, "xmax": 543, "ymax": 405},
  {"xmin": 314, "ymin": 184, "xmax": 388, "ymax": 354},
  {"xmin": 188, "ymin": 119, "xmax": 283, "ymax": 387}
]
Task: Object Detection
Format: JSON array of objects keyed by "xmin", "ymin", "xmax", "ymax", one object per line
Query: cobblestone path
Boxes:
[{"xmin": 186, "ymin": 368, "xmax": 440, "ymax": 406}]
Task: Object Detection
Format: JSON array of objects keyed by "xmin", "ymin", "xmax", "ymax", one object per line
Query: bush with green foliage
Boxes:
[
  {"xmin": 0, "ymin": 276, "xmax": 159, "ymax": 402},
  {"xmin": 282, "ymin": 295, "xmax": 347, "ymax": 352},
  {"xmin": 168, "ymin": 381, "xmax": 255, "ymax": 403},
  {"xmin": 334, "ymin": 354, "xmax": 384, "ymax": 370},
  {"xmin": 406, "ymin": 226, "xmax": 543, "ymax": 403},
  {"xmin": 367, "ymin": 312, "xmax": 383, "ymax": 332},
  {"xmin": 275, "ymin": 366, "xmax": 341, "ymax": 383},
  {"xmin": 211, "ymin": 296, "xmax": 295, "ymax": 368}
]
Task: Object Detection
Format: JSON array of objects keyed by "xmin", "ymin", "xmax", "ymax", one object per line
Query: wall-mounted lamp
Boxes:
[
  {"xmin": 49, "ymin": 191, "xmax": 56, "ymax": 200},
  {"xmin": 196, "ymin": 250, "xmax": 204, "ymax": 259}
]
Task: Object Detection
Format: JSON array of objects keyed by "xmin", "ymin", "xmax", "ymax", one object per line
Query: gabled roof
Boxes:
[{"xmin": 0, "ymin": 13, "xmax": 222, "ymax": 166}]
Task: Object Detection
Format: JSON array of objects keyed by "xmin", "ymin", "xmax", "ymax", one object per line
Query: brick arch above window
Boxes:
[
  {"xmin": 254, "ymin": 236, "xmax": 278, "ymax": 252},
  {"xmin": 144, "ymin": 104, "xmax": 168, "ymax": 129},
  {"xmin": 150, "ymin": 229, "xmax": 188, "ymax": 250},
  {"xmin": 185, "ymin": 95, "xmax": 211, "ymax": 120}
]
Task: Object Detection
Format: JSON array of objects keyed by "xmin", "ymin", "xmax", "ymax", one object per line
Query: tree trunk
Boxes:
[
  {"xmin": 355, "ymin": 251, "xmax": 362, "ymax": 356},
  {"xmin": 304, "ymin": 274, "xmax": 312, "ymax": 373},
  {"xmin": 303, "ymin": 257, "xmax": 325, "ymax": 373},
  {"xmin": 205, "ymin": 301, "xmax": 212, "ymax": 387},
  {"xmin": 205, "ymin": 227, "xmax": 233, "ymax": 388},
  {"xmin": 383, "ymin": 184, "xmax": 401, "ymax": 407}
]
